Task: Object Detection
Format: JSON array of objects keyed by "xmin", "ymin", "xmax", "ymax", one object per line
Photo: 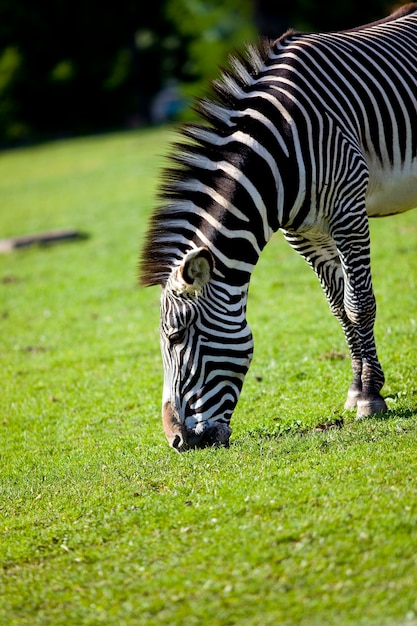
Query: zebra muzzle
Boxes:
[
  {"xmin": 162, "ymin": 401, "xmax": 189, "ymax": 452},
  {"xmin": 162, "ymin": 402, "xmax": 232, "ymax": 452}
]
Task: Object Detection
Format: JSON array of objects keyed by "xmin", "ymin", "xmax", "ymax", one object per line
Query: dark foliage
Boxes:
[
  {"xmin": 0, "ymin": 0, "xmax": 395, "ymax": 144},
  {"xmin": 0, "ymin": 0, "xmax": 189, "ymax": 143}
]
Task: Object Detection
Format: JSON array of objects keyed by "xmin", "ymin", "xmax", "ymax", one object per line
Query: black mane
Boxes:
[{"xmin": 138, "ymin": 38, "xmax": 275, "ymax": 287}]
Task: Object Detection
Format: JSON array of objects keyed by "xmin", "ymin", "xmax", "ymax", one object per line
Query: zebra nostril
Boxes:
[
  {"xmin": 170, "ymin": 432, "xmax": 189, "ymax": 453},
  {"xmin": 171, "ymin": 434, "xmax": 182, "ymax": 451}
]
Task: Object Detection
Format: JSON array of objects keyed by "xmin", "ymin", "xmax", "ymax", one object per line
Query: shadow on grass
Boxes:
[
  {"xmin": 242, "ymin": 417, "xmax": 340, "ymax": 442},
  {"xmin": 241, "ymin": 401, "xmax": 417, "ymax": 443},
  {"xmin": 374, "ymin": 405, "xmax": 417, "ymax": 421}
]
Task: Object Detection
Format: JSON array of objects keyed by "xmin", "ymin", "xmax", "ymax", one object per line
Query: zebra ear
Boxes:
[{"xmin": 173, "ymin": 248, "xmax": 214, "ymax": 294}]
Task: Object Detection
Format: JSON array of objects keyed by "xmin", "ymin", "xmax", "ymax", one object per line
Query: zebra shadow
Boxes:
[{"xmin": 239, "ymin": 398, "xmax": 417, "ymax": 444}]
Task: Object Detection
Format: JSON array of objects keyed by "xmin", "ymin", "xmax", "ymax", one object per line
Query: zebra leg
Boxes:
[
  {"xmin": 331, "ymin": 214, "xmax": 387, "ymax": 418},
  {"xmin": 283, "ymin": 230, "xmax": 363, "ymax": 410}
]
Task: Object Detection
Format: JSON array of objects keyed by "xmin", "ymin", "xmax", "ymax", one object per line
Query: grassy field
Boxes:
[{"xmin": 1, "ymin": 127, "xmax": 417, "ymax": 626}]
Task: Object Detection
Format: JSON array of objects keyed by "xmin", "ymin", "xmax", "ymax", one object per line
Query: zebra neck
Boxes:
[
  {"xmin": 206, "ymin": 223, "xmax": 266, "ymax": 287},
  {"xmin": 207, "ymin": 279, "xmax": 250, "ymax": 314},
  {"xmin": 179, "ymin": 160, "xmax": 282, "ymax": 286},
  {"xmin": 175, "ymin": 121, "xmax": 303, "ymax": 286}
]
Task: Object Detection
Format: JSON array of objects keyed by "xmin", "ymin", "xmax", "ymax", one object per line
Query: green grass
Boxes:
[{"xmin": 1, "ymin": 127, "xmax": 417, "ymax": 626}]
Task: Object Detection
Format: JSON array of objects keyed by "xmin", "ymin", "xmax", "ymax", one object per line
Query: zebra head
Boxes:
[{"xmin": 160, "ymin": 247, "xmax": 254, "ymax": 452}]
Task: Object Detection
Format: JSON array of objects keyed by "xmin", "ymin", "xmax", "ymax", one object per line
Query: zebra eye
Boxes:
[{"xmin": 168, "ymin": 329, "xmax": 187, "ymax": 345}]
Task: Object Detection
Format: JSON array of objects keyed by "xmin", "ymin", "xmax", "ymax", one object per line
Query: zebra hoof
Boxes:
[
  {"xmin": 344, "ymin": 389, "xmax": 362, "ymax": 410},
  {"xmin": 356, "ymin": 396, "xmax": 388, "ymax": 420}
]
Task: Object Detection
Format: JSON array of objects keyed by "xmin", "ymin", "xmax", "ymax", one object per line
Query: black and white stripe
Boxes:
[
  {"xmin": 140, "ymin": 5, "xmax": 417, "ymax": 450},
  {"xmin": 159, "ymin": 278, "xmax": 253, "ymax": 450}
]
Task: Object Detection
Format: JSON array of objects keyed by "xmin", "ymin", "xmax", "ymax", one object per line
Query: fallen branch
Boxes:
[{"xmin": 0, "ymin": 229, "xmax": 88, "ymax": 253}]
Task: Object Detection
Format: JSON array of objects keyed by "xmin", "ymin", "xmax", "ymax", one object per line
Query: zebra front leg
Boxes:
[
  {"xmin": 344, "ymin": 304, "xmax": 387, "ymax": 418},
  {"xmin": 314, "ymin": 278, "xmax": 365, "ymax": 410},
  {"xmin": 340, "ymin": 323, "xmax": 363, "ymax": 411},
  {"xmin": 283, "ymin": 230, "xmax": 365, "ymax": 413},
  {"xmin": 333, "ymin": 216, "xmax": 387, "ymax": 418}
]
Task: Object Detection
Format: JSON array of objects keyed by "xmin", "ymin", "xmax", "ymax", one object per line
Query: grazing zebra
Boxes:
[{"xmin": 140, "ymin": 4, "xmax": 417, "ymax": 452}]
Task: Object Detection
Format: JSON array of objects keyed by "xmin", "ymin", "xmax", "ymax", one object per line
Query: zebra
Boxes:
[{"xmin": 139, "ymin": 4, "xmax": 417, "ymax": 452}]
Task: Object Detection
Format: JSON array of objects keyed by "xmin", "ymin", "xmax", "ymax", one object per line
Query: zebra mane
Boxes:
[{"xmin": 139, "ymin": 38, "xmax": 277, "ymax": 288}]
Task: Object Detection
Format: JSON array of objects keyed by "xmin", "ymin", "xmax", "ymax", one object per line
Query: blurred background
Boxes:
[{"xmin": 0, "ymin": 0, "xmax": 402, "ymax": 146}]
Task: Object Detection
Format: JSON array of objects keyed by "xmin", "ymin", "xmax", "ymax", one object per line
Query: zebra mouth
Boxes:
[
  {"xmin": 162, "ymin": 402, "xmax": 231, "ymax": 452},
  {"xmin": 185, "ymin": 422, "xmax": 232, "ymax": 450},
  {"xmin": 168, "ymin": 425, "xmax": 230, "ymax": 453}
]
